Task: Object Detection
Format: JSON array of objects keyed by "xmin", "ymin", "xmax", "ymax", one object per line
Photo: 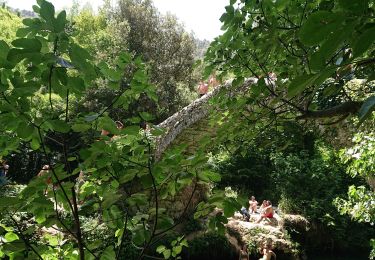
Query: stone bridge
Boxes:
[{"xmin": 155, "ymin": 78, "xmax": 257, "ymax": 160}]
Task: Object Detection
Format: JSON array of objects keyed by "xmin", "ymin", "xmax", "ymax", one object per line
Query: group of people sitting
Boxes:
[{"xmin": 240, "ymin": 196, "xmax": 274, "ymax": 223}]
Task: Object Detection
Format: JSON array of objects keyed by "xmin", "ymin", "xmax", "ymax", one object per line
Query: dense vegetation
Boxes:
[{"xmin": 0, "ymin": 0, "xmax": 374, "ymax": 259}]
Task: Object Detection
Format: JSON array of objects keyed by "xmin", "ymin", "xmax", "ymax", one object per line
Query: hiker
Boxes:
[
  {"xmin": 239, "ymin": 244, "xmax": 249, "ymax": 260},
  {"xmin": 0, "ymin": 160, "xmax": 9, "ymax": 177},
  {"xmin": 249, "ymin": 196, "xmax": 258, "ymax": 214},
  {"xmin": 259, "ymin": 241, "xmax": 276, "ymax": 260},
  {"xmin": 197, "ymin": 81, "xmax": 208, "ymax": 97},
  {"xmin": 256, "ymin": 201, "xmax": 274, "ymax": 223}
]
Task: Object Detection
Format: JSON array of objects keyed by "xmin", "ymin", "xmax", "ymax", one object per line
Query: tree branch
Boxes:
[{"xmin": 296, "ymin": 101, "xmax": 362, "ymax": 120}]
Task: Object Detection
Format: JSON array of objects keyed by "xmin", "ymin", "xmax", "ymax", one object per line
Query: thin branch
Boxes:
[
  {"xmin": 296, "ymin": 101, "xmax": 362, "ymax": 120},
  {"xmin": 48, "ymin": 65, "xmax": 54, "ymax": 110},
  {"xmin": 65, "ymin": 89, "xmax": 69, "ymax": 122},
  {"xmin": 138, "ymin": 136, "xmax": 158, "ymax": 260},
  {"xmin": 9, "ymin": 215, "xmax": 43, "ymax": 260},
  {"xmin": 37, "ymin": 128, "xmax": 75, "ymax": 215},
  {"xmin": 116, "ymin": 212, "xmax": 129, "ymax": 259},
  {"xmin": 319, "ymin": 114, "xmax": 349, "ymax": 125},
  {"xmin": 71, "ymin": 187, "xmax": 85, "ymax": 260}
]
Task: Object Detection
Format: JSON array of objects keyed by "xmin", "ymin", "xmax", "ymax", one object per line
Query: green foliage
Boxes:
[
  {"xmin": 112, "ymin": 0, "xmax": 199, "ymax": 119},
  {"xmin": 340, "ymin": 132, "xmax": 375, "ymax": 179},
  {"xmin": 335, "ymin": 185, "xmax": 375, "ymax": 224},
  {"xmin": 182, "ymin": 217, "xmax": 203, "ymax": 235},
  {"xmin": 211, "ymin": 120, "xmax": 373, "ymax": 253},
  {"xmin": 205, "ymin": 0, "xmax": 375, "ymax": 131},
  {"xmin": 334, "ymin": 132, "xmax": 375, "ymax": 258},
  {"xmin": 204, "ymin": 1, "xmax": 375, "ymax": 256},
  {"xmin": 0, "ymin": 1, "xmax": 220, "ymax": 259},
  {"xmin": 156, "ymin": 236, "xmax": 188, "ymax": 259},
  {"xmin": 69, "ymin": 0, "xmax": 201, "ymax": 122},
  {"xmin": 0, "ymin": 7, "xmax": 22, "ymax": 44},
  {"xmin": 72, "ymin": 8, "xmax": 129, "ymax": 65},
  {"xmin": 182, "ymin": 232, "xmax": 236, "ymax": 260}
]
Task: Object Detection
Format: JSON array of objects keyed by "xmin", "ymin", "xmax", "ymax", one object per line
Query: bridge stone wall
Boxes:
[{"xmin": 155, "ymin": 78, "xmax": 257, "ymax": 159}]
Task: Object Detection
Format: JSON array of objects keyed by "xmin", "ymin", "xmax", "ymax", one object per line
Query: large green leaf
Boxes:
[
  {"xmin": 39, "ymin": 0, "xmax": 55, "ymax": 23},
  {"xmin": 358, "ymin": 95, "xmax": 375, "ymax": 124},
  {"xmin": 72, "ymin": 123, "xmax": 91, "ymax": 132},
  {"xmin": 16, "ymin": 122, "xmax": 34, "ymax": 139},
  {"xmin": 54, "ymin": 10, "xmax": 66, "ymax": 32},
  {"xmin": 4, "ymin": 232, "xmax": 19, "ymax": 243},
  {"xmin": 0, "ymin": 197, "xmax": 21, "ymax": 208},
  {"xmin": 156, "ymin": 215, "xmax": 174, "ymax": 230},
  {"xmin": 98, "ymin": 116, "xmax": 118, "ymax": 134},
  {"xmin": 68, "ymin": 76, "xmax": 85, "ymax": 94},
  {"xmin": 7, "ymin": 49, "xmax": 43, "ymax": 64},
  {"xmin": 338, "ymin": 0, "xmax": 369, "ymax": 13},
  {"xmin": 102, "ymin": 193, "xmax": 122, "ymax": 209},
  {"xmin": 299, "ymin": 11, "xmax": 345, "ymax": 46},
  {"xmin": 0, "ymin": 40, "xmax": 10, "ymax": 61},
  {"xmin": 310, "ymin": 22, "xmax": 356, "ymax": 72},
  {"xmin": 287, "ymin": 74, "xmax": 318, "ymax": 97},
  {"xmin": 11, "ymin": 38, "xmax": 42, "ymax": 52},
  {"xmin": 198, "ymin": 170, "xmax": 221, "ymax": 182},
  {"xmin": 126, "ymin": 193, "xmax": 148, "ymax": 206},
  {"xmin": 100, "ymin": 246, "xmax": 115, "ymax": 260},
  {"xmin": 352, "ymin": 26, "xmax": 375, "ymax": 58},
  {"xmin": 47, "ymin": 120, "xmax": 70, "ymax": 133}
]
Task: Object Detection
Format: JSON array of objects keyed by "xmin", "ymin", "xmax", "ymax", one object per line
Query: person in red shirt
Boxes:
[{"xmin": 197, "ymin": 81, "xmax": 209, "ymax": 97}]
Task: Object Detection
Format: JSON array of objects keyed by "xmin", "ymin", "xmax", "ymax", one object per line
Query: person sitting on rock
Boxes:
[
  {"xmin": 240, "ymin": 206, "xmax": 250, "ymax": 221},
  {"xmin": 259, "ymin": 200, "xmax": 267, "ymax": 213},
  {"xmin": 249, "ymin": 196, "xmax": 258, "ymax": 214},
  {"xmin": 259, "ymin": 241, "xmax": 276, "ymax": 260},
  {"xmin": 256, "ymin": 201, "xmax": 274, "ymax": 223}
]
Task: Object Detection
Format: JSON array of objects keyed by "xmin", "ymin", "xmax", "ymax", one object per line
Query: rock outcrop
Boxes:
[{"xmin": 226, "ymin": 212, "xmax": 309, "ymax": 259}]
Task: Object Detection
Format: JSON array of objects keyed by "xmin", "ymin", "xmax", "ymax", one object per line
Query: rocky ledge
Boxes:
[{"xmin": 225, "ymin": 212, "xmax": 309, "ymax": 258}]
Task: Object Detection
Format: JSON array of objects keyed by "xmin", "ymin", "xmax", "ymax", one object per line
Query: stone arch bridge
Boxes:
[{"xmin": 155, "ymin": 78, "xmax": 257, "ymax": 160}]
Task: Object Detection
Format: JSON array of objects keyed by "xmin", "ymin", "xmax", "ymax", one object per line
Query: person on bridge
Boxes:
[
  {"xmin": 197, "ymin": 81, "xmax": 208, "ymax": 97},
  {"xmin": 209, "ymin": 73, "xmax": 219, "ymax": 88}
]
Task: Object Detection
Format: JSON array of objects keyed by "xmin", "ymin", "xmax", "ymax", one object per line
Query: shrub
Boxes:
[{"xmin": 182, "ymin": 232, "xmax": 237, "ymax": 260}]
